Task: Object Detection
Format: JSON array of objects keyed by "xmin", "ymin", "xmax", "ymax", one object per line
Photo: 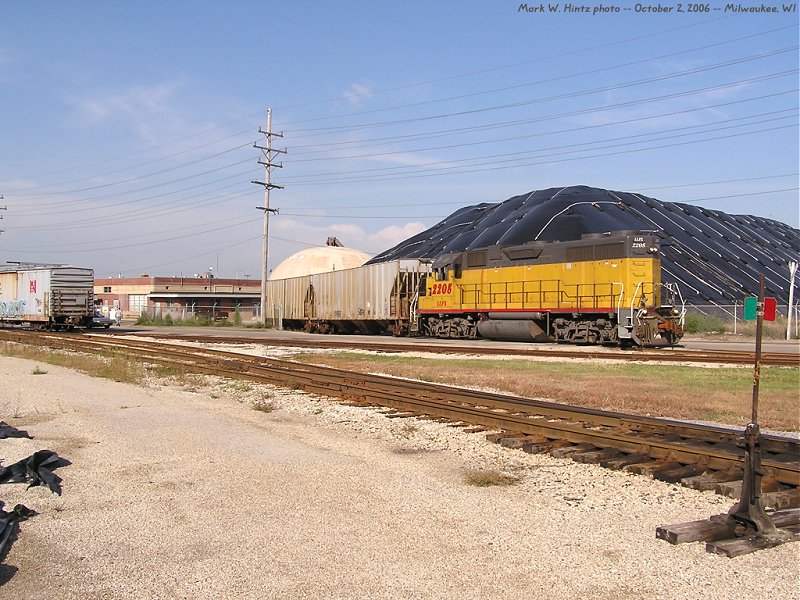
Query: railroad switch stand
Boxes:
[
  {"xmin": 656, "ymin": 274, "xmax": 799, "ymax": 556},
  {"xmin": 727, "ymin": 423, "xmax": 776, "ymax": 534}
]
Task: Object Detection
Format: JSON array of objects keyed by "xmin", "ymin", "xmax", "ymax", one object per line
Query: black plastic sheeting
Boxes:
[
  {"xmin": 368, "ymin": 185, "xmax": 800, "ymax": 305},
  {"xmin": 0, "ymin": 423, "xmax": 31, "ymax": 440},
  {"xmin": 0, "ymin": 502, "xmax": 35, "ymax": 561},
  {"xmin": 1, "ymin": 424, "xmax": 68, "ymax": 582},
  {"xmin": 0, "ymin": 450, "xmax": 70, "ymax": 496}
]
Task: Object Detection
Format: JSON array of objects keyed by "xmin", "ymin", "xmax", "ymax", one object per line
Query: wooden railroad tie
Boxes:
[{"xmin": 657, "ymin": 508, "xmax": 800, "ymax": 558}]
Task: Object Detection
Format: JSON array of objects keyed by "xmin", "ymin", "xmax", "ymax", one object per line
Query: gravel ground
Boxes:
[{"xmin": 0, "ymin": 355, "xmax": 798, "ymax": 599}]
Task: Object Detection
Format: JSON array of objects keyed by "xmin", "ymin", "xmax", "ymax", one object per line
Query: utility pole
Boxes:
[
  {"xmin": 251, "ymin": 108, "xmax": 285, "ymax": 327},
  {"xmin": 788, "ymin": 260, "xmax": 798, "ymax": 340}
]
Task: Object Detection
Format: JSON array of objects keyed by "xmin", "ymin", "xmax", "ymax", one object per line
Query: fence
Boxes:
[
  {"xmin": 139, "ymin": 302, "xmax": 260, "ymax": 323},
  {"xmin": 685, "ymin": 303, "xmax": 800, "ymax": 339},
  {"xmin": 134, "ymin": 300, "xmax": 799, "ymax": 338}
]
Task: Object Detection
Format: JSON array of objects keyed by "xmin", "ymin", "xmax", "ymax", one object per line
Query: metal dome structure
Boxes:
[
  {"xmin": 368, "ymin": 185, "xmax": 799, "ymax": 305},
  {"xmin": 270, "ymin": 241, "xmax": 372, "ymax": 280}
]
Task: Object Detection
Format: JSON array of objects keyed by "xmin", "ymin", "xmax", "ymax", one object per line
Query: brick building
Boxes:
[{"xmin": 94, "ymin": 274, "xmax": 262, "ymax": 321}]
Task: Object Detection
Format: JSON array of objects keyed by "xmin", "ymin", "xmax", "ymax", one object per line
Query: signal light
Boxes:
[
  {"xmin": 744, "ymin": 296, "xmax": 757, "ymax": 320},
  {"xmin": 763, "ymin": 297, "xmax": 777, "ymax": 321},
  {"xmin": 743, "ymin": 296, "xmax": 777, "ymax": 321}
]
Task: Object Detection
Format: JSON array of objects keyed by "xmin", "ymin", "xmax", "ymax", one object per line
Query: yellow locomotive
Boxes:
[{"xmin": 416, "ymin": 231, "xmax": 684, "ymax": 346}]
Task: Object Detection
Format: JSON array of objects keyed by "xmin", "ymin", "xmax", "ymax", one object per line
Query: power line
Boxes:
[{"xmin": 283, "ymin": 123, "xmax": 799, "ymax": 186}]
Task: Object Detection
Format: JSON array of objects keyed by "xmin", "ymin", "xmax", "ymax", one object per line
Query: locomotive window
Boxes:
[{"xmin": 454, "ymin": 263, "xmax": 462, "ymax": 279}]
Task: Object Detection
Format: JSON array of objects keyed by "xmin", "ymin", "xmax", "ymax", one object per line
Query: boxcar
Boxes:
[{"xmin": 0, "ymin": 264, "xmax": 94, "ymax": 329}]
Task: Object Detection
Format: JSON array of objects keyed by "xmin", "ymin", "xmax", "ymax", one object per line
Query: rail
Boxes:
[{"xmin": 2, "ymin": 330, "xmax": 798, "ymax": 494}]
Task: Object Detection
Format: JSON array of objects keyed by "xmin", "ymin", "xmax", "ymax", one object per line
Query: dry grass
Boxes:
[
  {"xmin": 462, "ymin": 468, "xmax": 521, "ymax": 487},
  {"xmin": 3, "ymin": 341, "xmax": 794, "ymax": 431},
  {"xmin": 291, "ymin": 353, "xmax": 800, "ymax": 432},
  {"xmin": 2, "ymin": 342, "xmax": 148, "ymax": 384},
  {"xmin": 251, "ymin": 392, "xmax": 276, "ymax": 413}
]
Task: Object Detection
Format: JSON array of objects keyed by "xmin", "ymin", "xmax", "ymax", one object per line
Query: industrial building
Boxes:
[
  {"xmin": 93, "ymin": 273, "xmax": 262, "ymax": 322},
  {"xmin": 94, "ymin": 239, "xmax": 372, "ymax": 322}
]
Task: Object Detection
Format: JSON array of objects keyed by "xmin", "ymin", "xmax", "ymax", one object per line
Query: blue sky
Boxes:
[{"xmin": 1, "ymin": 1, "xmax": 797, "ymax": 278}]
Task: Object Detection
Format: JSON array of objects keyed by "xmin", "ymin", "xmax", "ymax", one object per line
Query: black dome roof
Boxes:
[{"xmin": 368, "ymin": 185, "xmax": 799, "ymax": 305}]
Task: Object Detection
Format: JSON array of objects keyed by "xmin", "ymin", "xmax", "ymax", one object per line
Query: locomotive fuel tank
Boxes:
[{"xmin": 476, "ymin": 318, "xmax": 549, "ymax": 341}]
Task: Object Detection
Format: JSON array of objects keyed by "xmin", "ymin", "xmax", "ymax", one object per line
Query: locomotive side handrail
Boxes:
[{"xmin": 452, "ymin": 279, "xmax": 623, "ymax": 312}]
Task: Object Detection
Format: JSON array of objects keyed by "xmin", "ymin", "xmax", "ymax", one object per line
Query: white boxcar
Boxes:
[
  {"xmin": 266, "ymin": 260, "xmax": 429, "ymax": 334},
  {"xmin": 0, "ymin": 264, "xmax": 94, "ymax": 329}
]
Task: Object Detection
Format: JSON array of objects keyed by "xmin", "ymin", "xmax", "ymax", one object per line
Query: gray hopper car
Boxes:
[
  {"xmin": 0, "ymin": 264, "xmax": 94, "ymax": 330},
  {"xmin": 265, "ymin": 259, "xmax": 430, "ymax": 335}
]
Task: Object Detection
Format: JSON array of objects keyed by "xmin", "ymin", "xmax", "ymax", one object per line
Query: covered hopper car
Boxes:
[
  {"xmin": 417, "ymin": 231, "xmax": 685, "ymax": 346},
  {"xmin": 266, "ymin": 259, "xmax": 428, "ymax": 335},
  {"xmin": 0, "ymin": 264, "xmax": 94, "ymax": 330}
]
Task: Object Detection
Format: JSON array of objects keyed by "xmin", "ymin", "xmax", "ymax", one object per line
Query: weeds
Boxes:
[
  {"xmin": 31, "ymin": 366, "xmax": 48, "ymax": 375},
  {"xmin": 2, "ymin": 343, "xmax": 146, "ymax": 385},
  {"xmin": 398, "ymin": 422, "xmax": 418, "ymax": 438},
  {"xmin": 136, "ymin": 312, "xmax": 244, "ymax": 328},
  {"xmin": 227, "ymin": 381, "xmax": 253, "ymax": 393},
  {"xmin": 462, "ymin": 468, "xmax": 521, "ymax": 487},
  {"xmin": 251, "ymin": 398, "xmax": 275, "ymax": 413}
]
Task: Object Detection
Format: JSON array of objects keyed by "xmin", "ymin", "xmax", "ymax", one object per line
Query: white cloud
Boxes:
[
  {"xmin": 273, "ymin": 218, "xmax": 427, "ymax": 256},
  {"xmin": 274, "ymin": 218, "xmax": 365, "ymax": 248},
  {"xmin": 342, "ymin": 82, "xmax": 374, "ymax": 107},
  {"xmin": 65, "ymin": 80, "xmax": 188, "ymax": 144},
  {"xmin": 366, "ymin": 222, "xmax": 427, "ymax": 250}
]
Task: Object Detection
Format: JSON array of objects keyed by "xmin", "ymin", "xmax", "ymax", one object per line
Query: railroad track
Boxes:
[
  {"xmin": 2, "ymin": 329, "xmax": 798, "ymax": 510},
  {"xmin": 128, "ymin": 330, "xmax": 800, "ymax": 367}
]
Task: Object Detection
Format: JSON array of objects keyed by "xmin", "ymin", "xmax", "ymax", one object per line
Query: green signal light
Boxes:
[{"xmin": 744, "ymin": 296, "xmax": 758, "ymax": 321}]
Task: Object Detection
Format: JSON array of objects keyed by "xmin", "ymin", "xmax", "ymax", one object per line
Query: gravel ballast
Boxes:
[{"xmin": 0, "ymin": 356, "xmax": 798, "ymax": 599}]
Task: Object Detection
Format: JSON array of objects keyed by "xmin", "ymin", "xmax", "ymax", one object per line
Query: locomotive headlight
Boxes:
[
  {"xmin": 648, "ymin": 246, "xmax": 658, "ymax": 253},
  {"xmin": 672, "ymin": 308, "xmax": 680, "ymax": 316}
]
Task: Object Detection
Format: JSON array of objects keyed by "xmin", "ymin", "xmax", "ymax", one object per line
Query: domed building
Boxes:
[{"xmin": 269, "ymin": 238, "xmax": 372, "ymax": 280}]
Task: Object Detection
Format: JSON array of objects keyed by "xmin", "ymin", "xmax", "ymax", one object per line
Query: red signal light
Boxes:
[{"xmin": 763, "ymin": 297, "xmax": 777, "ymax": 322}]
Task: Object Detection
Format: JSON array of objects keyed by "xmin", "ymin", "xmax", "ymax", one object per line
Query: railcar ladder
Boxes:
[{"xmin": 409, "ymin": 287, "xmax": 420, "ymax": 333}]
